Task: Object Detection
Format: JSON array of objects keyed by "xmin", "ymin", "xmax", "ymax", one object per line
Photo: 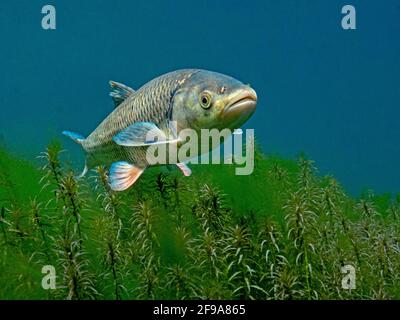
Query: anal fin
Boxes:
[
  {"xmin": 176, "ymin": 162, "xmax": 192, "ymax": 176},
  {"xmin": 109, "ymin": 161, "xmax": 144, "ymax": 191}
]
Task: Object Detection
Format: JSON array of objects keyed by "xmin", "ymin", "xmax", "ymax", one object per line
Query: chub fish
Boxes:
[{"xmin": 63, "ymin": 69, "xmax": 257, "ymax": 191}]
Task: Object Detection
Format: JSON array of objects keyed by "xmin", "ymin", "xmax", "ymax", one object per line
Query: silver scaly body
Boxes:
[
  {"xmin": 63, "ymin": 68, "xmax": 257, "ymax": 191},
  {"xmin": 82, "ymin": 69, "xmax": 198, "ymax": 169}
]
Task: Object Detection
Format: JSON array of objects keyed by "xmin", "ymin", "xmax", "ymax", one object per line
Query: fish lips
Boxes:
[{"xmin": 220, "ymin": 88, "xmax": 257, "ymax": 128}]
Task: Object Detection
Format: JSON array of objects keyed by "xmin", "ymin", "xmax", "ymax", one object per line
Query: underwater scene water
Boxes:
[{"xmin": 0, "ymin": 0, "xmax": 400, "ymax": 300}]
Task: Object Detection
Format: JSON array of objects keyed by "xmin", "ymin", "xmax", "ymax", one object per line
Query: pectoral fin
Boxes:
[
  {"xmin": 176, "ymin": 162, "xmax": 192, "ymax": 176},
  {"xmin": 109, "ymin": 161, "xmax": 144, "ymax": 191},
  {"xmin": 113, "ymin": 122, "xmax": 179, "ymax": 147}
]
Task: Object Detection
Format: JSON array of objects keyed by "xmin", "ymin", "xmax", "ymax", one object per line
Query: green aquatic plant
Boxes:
[
  {"xmin": 256, "ymin": 219, "xmax": 291, "ymax": 299},
  {"xmin": 39, "ymin": 141, "xmax": 65, "ymax": 203},
  {"xmin": 0, "ymin": 142, "xmax": 400, "ymax": 300},
  {"xmin": 163, "ymin": 264, "xmax": 195, "ymax": 299},
  {"xmin": 161, "ymin": 226, "xmax": 196, "ymax": 299},
  {"xmin": 284, "ymin": 190, "xmax": 318, "ymax": 299},
  {"xmin": 0, "ymin": 206, "xmax": 10, "ymax": 245},
  {"xmin": 93, "ymin": 215, "xmax": 127, "ymax": 300},
  {"xmin": 192, "ymin": 184, "xmax": 230, "ymax": 234},
  {"xmin": 221, "ymin": 224, "xmax": 262, "ymax": 299},
  {"xmin": 6, "ymin": 204, "xmax": 29, "ymax": 243},
  {"xmin": 188, "ymin": 226, "xmax": 226, "ymax": 298},
  {"xmin": 58, "ymin": 171, "xmax": 85, "ymax": 244},
  {"xmin": 135, "ymin": 254, "xmax": 160, "ymax": 299},
  {"xmin": 130, "ymin": 200, "xmax": 159, "ymax": 256},
  {"xmin": 29, "ymin": 198, "xmax": 51, "ymax": 262},
  {"xmin": 54, "ymin": 230, "xmax": 98, "ymax": 300},
  {"xmin": 128, "ymin": 200, "xmax": 163, "ymax": 299}
]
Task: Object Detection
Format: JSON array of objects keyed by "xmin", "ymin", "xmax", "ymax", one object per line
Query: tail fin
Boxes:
[
  {"xmin": 62, "ymin": 130, "xmax": 88, "ymax": 178},
  {"xmin": 62, "ymin": 130, "xmax": 85, "ymax": 144}
]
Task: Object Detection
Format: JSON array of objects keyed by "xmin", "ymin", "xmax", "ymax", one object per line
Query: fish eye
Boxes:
[{"xmin": 199, "ymin": 92, "xmax": 212, "ymax": 109}]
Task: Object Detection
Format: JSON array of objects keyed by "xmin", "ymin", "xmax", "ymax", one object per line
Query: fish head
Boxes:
[{"xmin": 171, "ymin": 70, "xmax": 257, "ymax": 133}]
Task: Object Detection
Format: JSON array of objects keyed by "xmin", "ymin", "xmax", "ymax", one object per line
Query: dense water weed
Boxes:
[{"xmin": 0, "ymin": 143, "xmax": 399, "ymax": 299}]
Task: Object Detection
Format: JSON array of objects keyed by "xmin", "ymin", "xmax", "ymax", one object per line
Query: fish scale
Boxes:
[
  {"xmin": 82, "ymin": 69, "xmax": 199, "ymax": 168},
  {"xmin": 62, "ymin": 68, "xmax": 257, "ymax": 191}
]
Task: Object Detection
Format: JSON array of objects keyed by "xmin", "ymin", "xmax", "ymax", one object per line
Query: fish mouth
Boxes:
[{"xmin": 221, "ymin": 88, "xmax": 257, "ymax": 128}]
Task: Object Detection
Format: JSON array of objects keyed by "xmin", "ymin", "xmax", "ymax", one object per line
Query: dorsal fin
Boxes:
[{"xmin": 109, "ymin": 81, "xmax": 135, "ymax": 107}]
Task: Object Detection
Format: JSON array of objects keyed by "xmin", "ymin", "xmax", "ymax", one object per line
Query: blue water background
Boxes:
[{"xmin": 0, "ymin": 0, "xmax": 399, "ymax": 195}]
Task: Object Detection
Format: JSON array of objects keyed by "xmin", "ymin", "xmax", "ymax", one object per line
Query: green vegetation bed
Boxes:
[{"xmin": 0, "ymin": 142, "xmax": 399, "ymax": 299}]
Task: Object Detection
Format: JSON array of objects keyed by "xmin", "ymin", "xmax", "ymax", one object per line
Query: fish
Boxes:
[{"xmin": 63, "ymin": 69, "xmax": 257, "ymax": 191}]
